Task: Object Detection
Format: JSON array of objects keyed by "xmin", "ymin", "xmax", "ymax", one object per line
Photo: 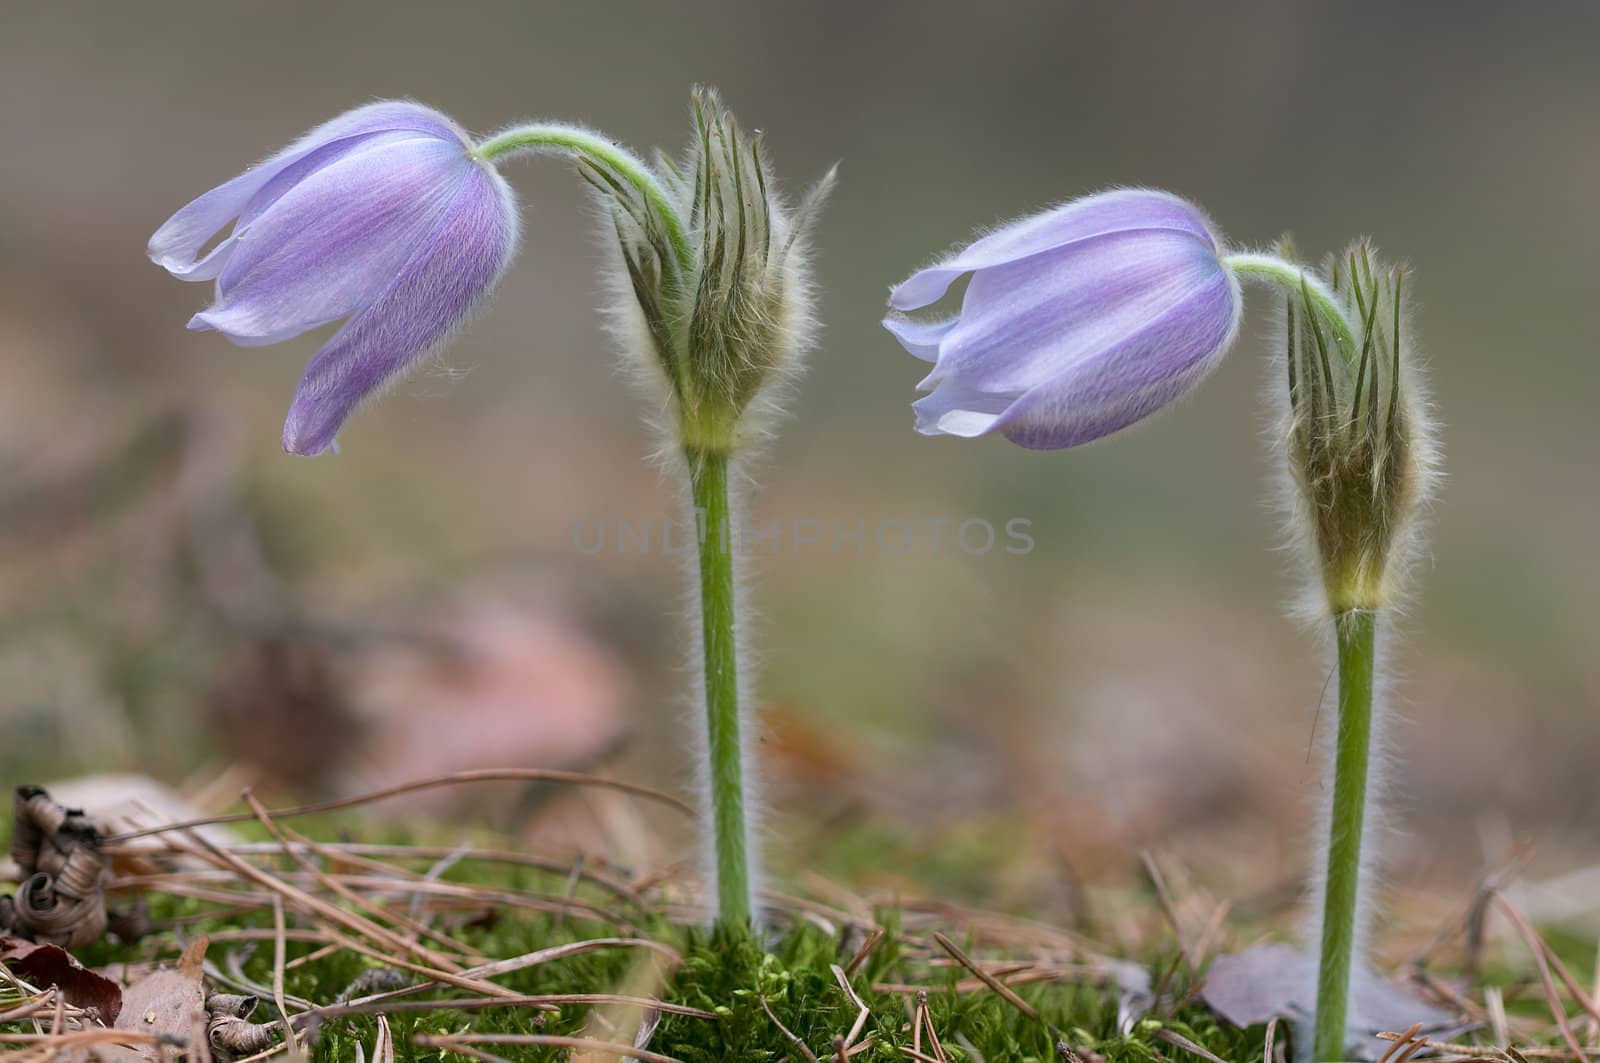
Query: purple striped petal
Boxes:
[
  {"xmin": 997, "ymin": 274, "xmax": 1239, "ymax": 448},
  {"xmin": 920, "ymin": 227, "xmax": 1225, "ymax": 393},
  {"xmin": 281, "ymin": 162, "xmax": 518, "ymax": 456},
  {"xmin": 190, "ymin": 136, "xmax": 472, "ymax": 345},
  {"xmin": 882, "ymin": 315, "xmax": 957, "ymax": 362},
  {"xmin": 888, "ymin": 188, "xmax": 1218, "ymax": 312},
  {"xmin": 148, "ymin": 101, "xmax": 467, "ymax": 281},
  {"xmin": 888, "ymin": 189, "xmax": 1243, "ymax": 449}
]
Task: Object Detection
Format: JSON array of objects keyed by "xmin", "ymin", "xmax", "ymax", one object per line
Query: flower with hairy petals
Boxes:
[
  {"xmin": 884, "ymin": 188, "xmax": 1243, "ymax": 449},
  {"xmin": 148, "ymin": 100, "xmax": 519, "ymax": 456}
]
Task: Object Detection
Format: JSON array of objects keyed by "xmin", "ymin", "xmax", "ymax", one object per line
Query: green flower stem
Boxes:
[
  {"xmin": 472, "ymin": 123, "xmax": 691, "ymax": 269},
  {"xmin": 686, "ymin": 446, "xmax": 751, "ymax": 926},
  {"xmin": 1314, "ymin": 607, "xmax": 1378, "ymax": 1062},
  {"xmin": 1224, "ymin": 252, "xmax": 1358, "ymax": 363}
]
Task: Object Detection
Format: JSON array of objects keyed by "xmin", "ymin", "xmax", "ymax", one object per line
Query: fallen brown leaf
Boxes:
[
  {"xmin": 112, "ymin": 937, "xmax": 209, "ymax": 1051},
  {"xmin": 1, "ymin": 934, "xmax": 122, "ymax": 1023}
]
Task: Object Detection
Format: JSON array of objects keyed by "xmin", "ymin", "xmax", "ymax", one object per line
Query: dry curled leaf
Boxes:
[
  {"xmin": 206, "ymin": 989, "xmax": 280, "ymax": 1062},
  {"xmin": 4, "ymin": 785, "xmax": 109, "ymax": 948},
  {"xmin": 0, "ymin": 934, "xmax": 123, "ymax": 1022}
]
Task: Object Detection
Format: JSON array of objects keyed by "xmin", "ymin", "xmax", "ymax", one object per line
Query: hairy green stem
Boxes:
[
  {"xmin": 1225, "ymin": 252, "xmax": 1358, "ymax": 363},
  {"xmin": 1314, "ymin": 608, "xmax": 1377, "ymax": 1061},
  {"xmin": 473, "ymin": 123, "xmax": 691, "ymax": 269},
  {"xmin": 686, "ymin": 447, "xmax": 751, "ymax": 926}
]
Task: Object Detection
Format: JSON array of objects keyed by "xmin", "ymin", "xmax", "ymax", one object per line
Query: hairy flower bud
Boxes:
[
  {"xmin": 1281, "ymin": 243, "xmax": 1437, "ymax": 612},
  {"xmin": 591, "ymin": 88, "xmax": 834, "ymax": 453}
]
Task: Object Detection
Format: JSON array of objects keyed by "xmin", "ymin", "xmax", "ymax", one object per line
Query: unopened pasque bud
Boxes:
[
  {"xmin": 594, "ymin": 88, "xmax": 834, "ymax": 454},
  {"xmin": 1281, "ymin": 243, "xmax": 1435, "ymax": 612}
]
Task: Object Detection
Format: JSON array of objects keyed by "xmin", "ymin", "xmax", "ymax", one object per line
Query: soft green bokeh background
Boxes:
[{"xmin": 2, "ymin": 2, "xmax": 1596, "ymax": 908}]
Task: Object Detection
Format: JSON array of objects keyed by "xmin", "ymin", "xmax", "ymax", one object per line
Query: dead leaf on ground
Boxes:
[
  {"xmin": 113, "ymin": 936, "xmax": 208, "ymax": 1051},
  {"xmin": 0, "ymin": 934, "xmax": 122, "ymax": 1023}
]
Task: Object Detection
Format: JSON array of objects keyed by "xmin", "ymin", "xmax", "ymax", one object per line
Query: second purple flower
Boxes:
[{"xmin": 884, "ymin": 188, "xmax": 1244, "ymax": 449}]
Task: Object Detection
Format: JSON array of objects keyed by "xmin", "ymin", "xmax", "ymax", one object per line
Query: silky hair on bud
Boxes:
[{"xmin": 591, "ymin": 87, "xmax": 835, "ymax": 457}]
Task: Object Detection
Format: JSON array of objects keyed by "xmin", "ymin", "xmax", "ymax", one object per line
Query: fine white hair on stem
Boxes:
[
  {"xmin": 587, "ymin": 154, "xmax": 797, "ymax": 926},
  {"xmin": 1294, "ymin": 619, "xmax": 1405, "ymax": 1055},
  {"xmin": 1259, "ymin": 246, "xmax": 1443, "ymax": 623},
  {"xmin": 661, "ymin": 448, "xmax": 766, "ymax": 924}
]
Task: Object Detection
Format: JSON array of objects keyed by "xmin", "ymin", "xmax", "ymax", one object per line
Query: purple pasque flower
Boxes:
[
  {"xmin": 884, "ymin": 188, "xmax": 1243, "ymax": 450},
  {"xmin": 148, "ymin": 100, "xmax": 519, "ymax": 456}
]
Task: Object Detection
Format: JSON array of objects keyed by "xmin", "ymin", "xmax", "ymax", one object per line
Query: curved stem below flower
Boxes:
[
  {"xmin": 1224, "ymin": 252, "xmax": 1358, "ymax": 365},
  {"xmin": 473, "ymin": 123, "xmax": 690, "ymax": 270}
]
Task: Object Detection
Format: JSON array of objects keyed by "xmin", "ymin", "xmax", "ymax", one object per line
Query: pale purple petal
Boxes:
[
  {"xmin": 148, "ymin": 101, "xmax": 467, "ymax": 281},
  {"xmin": 232, "ymin": 131, "xmax": 412, "ymax": 234},
  {"xmin": 992, "ymin": 272, "xmax": 1241, "ymax": 448},
  {"xmin": 882, "ymin": 315, "xmax": 957, "ymax": 362},
  {"xmin": 190, "ymin": 136, "xmax": 471, "ymax": 345},
  {"xmin": 281, "ymin": 163, "xmax": 518, "ymax": 456},
  {"xmin": 887, "ymin": 188, "xmax": 1220, "ymax": 311},
  {"xmin": 910, "ymin": 379, "xmax": 1014, "ymax": 437},
  {"xmin": 148, "ymin": 167, "xmax": 286, "ymax": 282},
  {"xmin": 919, "ymin": 227, "xmax": 1224, "ymax": 393}
]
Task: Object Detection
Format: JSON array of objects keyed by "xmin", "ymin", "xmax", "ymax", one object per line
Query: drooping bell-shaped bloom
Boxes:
[
  {"xmin": 148, "ymin": 101, "xmax": 519, "ymax": 455},
  {"xmin": 884, "ymin": 188, "xmax": 1244, "ymax": 449}
]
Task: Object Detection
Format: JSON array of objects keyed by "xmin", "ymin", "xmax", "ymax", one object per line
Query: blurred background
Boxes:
[{"xmin": 3, "ymin": 2, "xmax": 1597, "ymax": 936}]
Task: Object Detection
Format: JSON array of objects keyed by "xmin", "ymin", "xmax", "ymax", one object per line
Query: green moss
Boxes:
[
  {"xmin": 0, "ymin": 818, "xmax": 1567, "ymax": 1062},
  {"xmin": 0, "ymin": 851, "xmax": 1213, "ymax": 1063},
  {"xmin": 60, "ymin": 878, "xmax": 1269, "ymax": 1063}
]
